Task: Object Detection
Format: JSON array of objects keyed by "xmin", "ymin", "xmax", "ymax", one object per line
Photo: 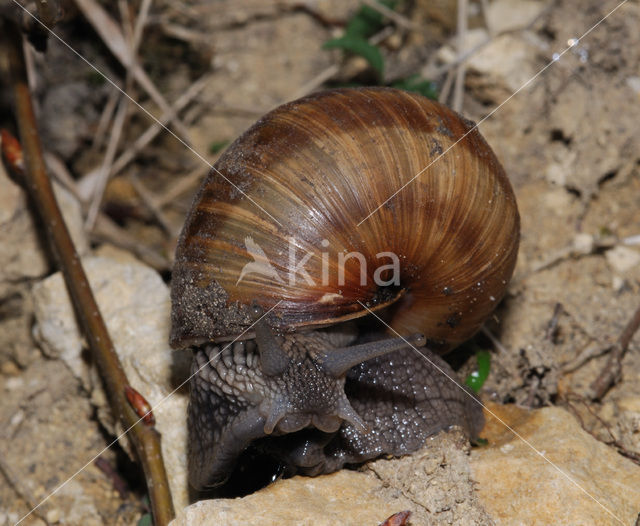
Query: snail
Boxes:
[{"xmin": 170, "ymin": 87, "xmax": 519, "ymax": 490}]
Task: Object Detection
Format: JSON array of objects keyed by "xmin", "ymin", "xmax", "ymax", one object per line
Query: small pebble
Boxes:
[
  {"xmin": 5, "ymin": 376, "xmax": 24, "ymax": 390},
  {"xmin": 572, "ymin": 233, "xmax": 594, "ymax": 254},
  {"xmin": 605, "ymin": 246, "xmax": 640, "ymax": 273},
  {"xmin": 612, "ymin": 275, "xmax": 625, "ymax": 292},
  {"xmin": 1, "ymin": 360, "xmax": 20, "ymax": 375},
  {"xmin": 46, "ymin": 508, "xmax": 61, "ymax": 523}
]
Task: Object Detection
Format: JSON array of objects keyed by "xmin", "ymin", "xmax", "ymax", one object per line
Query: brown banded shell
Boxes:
[{"xmin": 170, "ymin": 87, "xmax": 519, "ymax": 351}]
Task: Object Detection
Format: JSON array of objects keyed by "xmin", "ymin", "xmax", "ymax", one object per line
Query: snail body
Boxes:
[{"xmin": 171, "ymin": 87, "xmax": 519, "ymax": 490}]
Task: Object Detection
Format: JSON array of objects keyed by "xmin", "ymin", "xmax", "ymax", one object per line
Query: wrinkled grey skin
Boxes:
[{"xmin": 188, "ymin": 323, "xmax": 484, "ymax": 490}]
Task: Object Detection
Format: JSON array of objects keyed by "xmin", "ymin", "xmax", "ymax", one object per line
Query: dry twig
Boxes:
[
  {"xmin": 86, "ymin": 94, "xmax": 130, "ymax": 228},
  {"xmin": 73, "ymin": 0, "xmax": 192, "ymax": 141},
  {"xmin": 130, "ymin": 174, "xmax": 176, "ymax": 236},
  {"xmin": 91, "ymin": 213, "xmax": 171, "ymax": 271},
  {"xmin": 1, "ymin": 21, "xmax": 174, "ymax": 525},
  {"xmin": 85, "ymin": 0, "xmax": 154, "ymax": 229},
  {"xmin": 452, "ymin": 0, "xmax": 468, "ymax": 112},
  {"xmin": 564, "ymin": 393, "xmax": 640, "ymax": 465},
  {"xmin": 588, "ymin": 303, "xmax": 640, "ymax": 400},
  {"xmin": 78, "ymin": 72, "xmax": 210, "ymax": 202},
  {"xmin": 155, "ymin": 164, "xmax": 209, "ymax": 209},
  {"xmin": 481, "ymin": 326, "xmax": 510, "ymax": 356},
  {"xmin": 561, "ymin": 340, "xmax": 611, "ymax": 374},
  {"xmin": 360, "ymin": 0, "xmax": 421, "ymax": 31},
  {"xmin": 0, "ymin": 453, "xmax": 51, "ymax": 525}
]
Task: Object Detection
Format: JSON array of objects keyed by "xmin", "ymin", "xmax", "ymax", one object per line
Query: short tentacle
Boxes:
[
  {"xmin": 252, "ymin": 305, "xmax": 290, "ymax": 377},
  {"xmin": 262, "ymin": 395, "xmax": 289, "ymax": 434},
  {"xmin": 336, "ymin": 396, "xmax": 368, "ymax": 433}
]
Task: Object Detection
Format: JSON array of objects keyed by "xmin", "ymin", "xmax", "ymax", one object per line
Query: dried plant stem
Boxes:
[
  {"xmin": 452, "ymin": 0, "xmax": 468, "ymax": 113},
  {"xmin": 2, "ymin": 21, "xmax": 174, "ymax": 525},
  {"xmin": 360, "ymin": 0, "xmax": 421, "ymax": 31},
  {"xmin": 589, "ymin": 303, "xmax": 640, "ymax": 400},
  {"xmin": 0, "ymin": 453, "xmax": 51, "ymax": 525}
]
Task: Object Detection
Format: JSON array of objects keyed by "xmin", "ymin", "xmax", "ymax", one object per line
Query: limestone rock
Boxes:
[
  {"xmin": 605, "ymin": 246, "xmax": 640, "ymax": 274},
  {"xmin": 0, "ymin": 163, "xmax": 88, "ymax": 298},
  {"xmin": 31, "ymin": 256, "xmax": 191, "ymax": 510},
  {"xmin": 466, "ymin": 33, "xmax": 539, "ymax": 97},
  {"xmin": 172, "ymin": 472, "xmax": 401, "ymax": 526},
  {"xmin": 471, "ymin": 403, "xmax": 640, "ymax": 525},
  {"xmin": 485, "ymin": 0, "xmax": 547, "ymax": 34},
  {"xmin": 170, "ymin": 429, "xmax": 492, "ymax": 526},
  {"xmin": 171, "ymin": 402, "xmax": 640, "ymax": 525}
]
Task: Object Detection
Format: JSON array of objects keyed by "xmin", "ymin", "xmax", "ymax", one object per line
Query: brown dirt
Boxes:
[{"xmin": 1, "ymin": 0, "xmax": 639, "ymax": 524}]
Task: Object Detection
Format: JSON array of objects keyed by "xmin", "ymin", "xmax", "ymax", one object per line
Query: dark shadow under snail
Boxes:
[{"xmin": 170, "ymin": 87, "xmax": 520, "ymax": 491}]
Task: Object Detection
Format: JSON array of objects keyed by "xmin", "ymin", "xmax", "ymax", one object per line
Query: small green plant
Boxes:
[
  {"xmin": 465, "ymin": 349, "xmax": 491, "ymax": 393},
  {"xmin": 391, "ymin": 74, "xmax": 438, "ymax": 99},
  {"xmin": 136, "ymin": 513, "xmax": 152, "ymax": 526},
  {"xmin": 86, "ymin": 70, "xmax": 107, "ymax": 86},
  {"xmin": 209, "ymin": 140, "xmax": 229, "ymax": 155},
  {"xmin": 322, "ymin": 1, "xmax": 437, "ymax": 99},
  {"xmin": 323, "ymin": 0, "xmax": 397, "ymax": 77}
]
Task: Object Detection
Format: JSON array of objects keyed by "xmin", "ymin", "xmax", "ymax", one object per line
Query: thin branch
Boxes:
[
  {"xmin": 564, "ymin": 393, "xmax": 640, "ymax": 465},
  {"xmin": 155, "ymin": 164, "xmax": 208, "ymax": 209},
  {"xmin": 91, "ymin": 86, "xmax": 120, "ymax": 151},
  {"xmin": 78, "ymin": 72, "xmax": 210, "ymax": 202},
  {"xmin": 131, "ymin": 0, "xmax": 153, "ymax": 51},
  {"xmin": 452, "ymin": 0, "xmax": 468, "ymax": 113},
  {"xmin": 561, "ymin": 340, "xmax": 610, "ymax": 374},
  {"xmin": 481, "ymin": 326, "xmax": 510, "ymax": 356},
  {"xmin": 73, "ymin": 0, "xmax": 192, "ymax": 141},
  {"xmin": 438, "ymin": 67, "xmax": 455, "ymax": 104},
  {"xmin": 360, "ymin": 0, "xmax": 421, "ymax": 31},
  {"xmin": 91, "ymin": 213, "xmax": 172, "ymax": 272},
  {"xmin": 478, "ymin": 0, "xmax": 492, "ymax": 35},
  {"xmin": 130, "ymin": 173, "xmax": 176, "ymax": 236},
  {"xmin": 0, "ymin": 453, "xmax": 51, "ymax": 525},
  {"xmin": 86, "ymin": 94, "xmax": 129, "ymax": 229},
  {"xmin": 85, "ymin": 0, "xmax": 153, "ymax": 229},
  {"xmin": 1, "ymin": 21, "xmax": 174, "ymax": 525},
  {"xmin": 43, "ymin": 151, "xmax": 82, "ymax": 201},
  {"xmin": 425, "ymin": 4, "xmax": 553, "ymax": 81},
  {"xmin": 589, "ymin": 303, "xmax": 640, "ymax": 400}
]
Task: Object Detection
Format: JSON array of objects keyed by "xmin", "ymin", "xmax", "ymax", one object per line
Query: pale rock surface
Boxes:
[
  {"xmin": 31, "ymin": 255, "xmax": 191, "ymax": 510},
  {"xmin": 466, "ymin": 33, "xmax": 540, "ymax": 96},
  {"xmin": 171, "ymin": 429, "xmax": 492, "ymax": 526},
  {"xmin": 171, "ymin": 403, "xmax": 640, "ymax": 525},
  {"xmin": 0, "ymin": 163, "xmax": 88, "ymax": 297},
  {"xmin": 485, "ymin": 0, "xmax": 547, "ymax": 34},
  {"xmin": 471, "ymin": 403, "xmax": 640, "ymax": 525},
  {"xmin": 605, "ymin": 245, "xmax": 640, "ymax": 274},
  {"xmin": 433, "ymin": 27, "xmax": 541, "ymax": 100},
  {"xmin": 172, "ymin": 472, "xmax": 399, "ymax": 526}
]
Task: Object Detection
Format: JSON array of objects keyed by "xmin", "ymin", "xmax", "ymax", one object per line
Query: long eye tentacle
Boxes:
[{"xmin": 316, "ymin": 333, "xmax": 426, "ymax": 378}]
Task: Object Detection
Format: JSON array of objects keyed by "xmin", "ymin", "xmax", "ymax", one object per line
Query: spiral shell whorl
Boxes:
[{"xmin": 171, "ymin": 87, "xmax": 519, "ymax": 350}]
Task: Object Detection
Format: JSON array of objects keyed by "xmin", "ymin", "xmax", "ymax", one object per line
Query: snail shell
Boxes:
[{"xmin": 170, "ymin": 87, "xmax": 519, "ymax": 352}]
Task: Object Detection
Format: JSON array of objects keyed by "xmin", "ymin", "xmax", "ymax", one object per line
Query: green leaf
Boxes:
[
  {"xmin": 208, "ymin": 140, "xmax": 229, "ymax": 154},
  {"xmin": 137, "ymin": 513, "xmax": 153, "ymax": 526},
  {"xmin": 323, "ymin": 36, "xmax": 384, "ymax": 76},
  {"xmin": 344, "ymin": 0, "xmax": 398, "ymax": 39},
  {"xmin": 391, "ymin": 74, "xmax": 439, "ymax": 99},
  {"xmin": 465, "ymin": 350, "xmax": 491, "ymax": 393}
]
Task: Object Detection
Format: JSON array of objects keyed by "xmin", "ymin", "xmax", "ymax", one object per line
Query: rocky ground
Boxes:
[{"xmin": 1, "ymin": 0, "xmax": 639, "ymax": 525}]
